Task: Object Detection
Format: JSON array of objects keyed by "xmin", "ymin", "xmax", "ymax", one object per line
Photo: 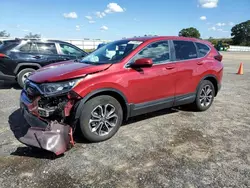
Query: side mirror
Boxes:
[{"xmin": 130, "ymin": 58, "xmax": 153, "ymax": 68}]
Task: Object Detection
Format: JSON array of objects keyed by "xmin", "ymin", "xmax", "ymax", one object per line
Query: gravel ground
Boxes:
[{"xmin": 0, "ymin": 52, "xmax": 250, "ymax": 188}]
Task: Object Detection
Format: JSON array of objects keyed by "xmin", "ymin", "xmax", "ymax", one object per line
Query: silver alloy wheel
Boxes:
[
  {"xmin": 199, "ymin": 85, "xmax": 213, "ymax": 107},
  {"xmin": 89, "ymin": 104, "xmax": 118, "ymax": 136},
  {"xmin": 22, "ymin": 72, "xmax": 32, "ymax": 84}
]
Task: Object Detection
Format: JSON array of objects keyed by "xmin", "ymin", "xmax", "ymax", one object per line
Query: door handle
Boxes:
[
  {"xmin": 33, "ymin": 55, "xmax": 41, "ymax": 59},
  {"xmin": 197, "ymin": 62, "xmax": 204, "ymax": 65},
  {"xmin": 165, "ymin": 66, "xmax": 175, "ymax": 70}
]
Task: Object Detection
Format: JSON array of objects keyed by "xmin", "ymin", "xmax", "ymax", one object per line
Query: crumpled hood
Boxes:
[{"xmin": 29, "ymin": 60, "xmax": 111, "ymax": 83}]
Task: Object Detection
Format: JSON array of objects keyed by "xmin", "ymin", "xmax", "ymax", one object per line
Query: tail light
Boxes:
[
  {"xmin": 0, "ymin": 53, "xmax": 8, "ymax": 58},
  {"xmin": 214, "ymin": 54, "xmax": 222, "ymax": 62}
]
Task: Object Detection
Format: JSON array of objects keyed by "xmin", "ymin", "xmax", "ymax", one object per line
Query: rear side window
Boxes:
[
  {"xmin": 196, "ymin": 42, "xmax": 210, "ymax": 57},
  {"xmin": 37, "ymin": 43, "xmax": 57, "ymax": 54},
  {"xmin": 173, "ymin": 40, "xmax": 197, "ymax": 60},
  {"xmin": 18, "ymin": 42, "xmax": 57, "ymax": 54},
  {"xmin": 19, "ymin": 42, "xmax": 39, "ymax": 53}
]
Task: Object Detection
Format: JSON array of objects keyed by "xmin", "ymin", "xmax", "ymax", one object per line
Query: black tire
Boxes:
[
  {"xmin": 17, "ymin": 68, "xmax": 35, "ymax": 88},
  {"xmin": 193, "ymin": 80, "xmax": 215, "ymax": 111},
  {"xmin": 79, "ymin": 95, "xmax": 123, "ymax": 142}
]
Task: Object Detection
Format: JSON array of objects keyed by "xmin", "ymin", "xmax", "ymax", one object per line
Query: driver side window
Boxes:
[
  {"xmin": 59, "ymin": 43, "xmax": 83, "ymax": 56},
  {"xmin": 132, "ymin": 41, "xmax": 170, "ymax": 64}
]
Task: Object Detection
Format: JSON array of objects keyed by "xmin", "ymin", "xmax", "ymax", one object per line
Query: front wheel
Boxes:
[
  {"xmin": 192, "ymin": 80, "xmax": 215, "ymax": 111},
  {"xmin": 79, "ymin": 95, "xmax": 123, "ymax": 142},
  {"xmin": 17, "ymin": 68, "xmax": 35, "ymax": 88}
]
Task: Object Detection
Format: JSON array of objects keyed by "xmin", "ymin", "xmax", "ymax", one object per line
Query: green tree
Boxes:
[
  {"xmin": 0, "ymin": 30, "xmax": 10, "ymax": 37},
  {"xmin": 178, "ymin": 27, "xmax": 200, "ymax": 39},
  {"xmin": 207, "ymin": 37, "xmax": 232, "ymax": 47},
  {"xmin": 231, "ymin": 20, "xmax": 250, "ymax": 46},
  {"xmin": 24, "ymin": 32, "xmax": 41, "ymax": 39}
]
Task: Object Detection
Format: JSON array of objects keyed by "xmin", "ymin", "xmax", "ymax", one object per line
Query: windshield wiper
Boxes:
[
  {"xmin": 80, "ymin": 60, "xmax": 94, "ymax": 64},
  {"xmin": 74, "ymin": 59, "xmax": 80, "ymax": 62}
]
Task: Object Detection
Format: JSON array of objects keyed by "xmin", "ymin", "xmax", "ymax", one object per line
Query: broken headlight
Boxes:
[{"xmin": 39, "ymin": 78, "xmax": 82, "ymax": 96}]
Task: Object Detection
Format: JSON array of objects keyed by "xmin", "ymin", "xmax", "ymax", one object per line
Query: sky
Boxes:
[{"xmin": 0, "ymin": 0, "xmax": 249, "ymax": 40}]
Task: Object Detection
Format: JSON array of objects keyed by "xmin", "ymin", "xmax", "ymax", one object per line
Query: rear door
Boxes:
[
  {"xmin": 7, "ymin": 42, "xmax": 46, "ymax": 73},
  {"xmin": 12, "ymin": 41, "xmax": 41, "ymax": 62},
  {"xmin": 173, "ymin": 40, "xmax": 206, "ymax": 104},
  {"xmin": 12, "ymin": 42, "xmax": 58, "ymax": 65},
  {"xmin": 57, "ymin": 43, "xmax": 87, "ymax": 61},
  {"xmin": 36, "ymin": 42, "xmax": 61, "ymax": 66}
]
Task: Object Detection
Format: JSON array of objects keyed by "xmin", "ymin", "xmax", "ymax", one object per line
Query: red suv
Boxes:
[{"xmin": 17, "ymin": 36, "xmax": 223, "ymax": 155}]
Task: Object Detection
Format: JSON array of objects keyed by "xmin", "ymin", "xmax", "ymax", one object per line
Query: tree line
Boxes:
[
  {"xmin": 0, "ymin": 20, "xmax": 249, "ymax": 46},
  {"xmin": 179, "ymin": 20, "xmax": 250, "ymax": 46},
  {"xmin": 0, "ymin": 31, "xmax": 41, "ymax": 39}
]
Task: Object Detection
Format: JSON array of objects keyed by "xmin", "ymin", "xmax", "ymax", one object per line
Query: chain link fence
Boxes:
[{"xmin": 0, "ymin": 37, "xmax": 111, "ymax": 50}]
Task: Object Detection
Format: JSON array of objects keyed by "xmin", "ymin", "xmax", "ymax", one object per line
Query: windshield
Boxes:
[{"xmin": 81, "ymin": 40, "xmax": 143, "ymax": 64}]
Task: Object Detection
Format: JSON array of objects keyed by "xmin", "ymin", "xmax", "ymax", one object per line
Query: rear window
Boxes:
[
  {"xmin": 0, "ymin": 42, "xmax": 4, "ymax": 50},
  {"xmin": 0, "ymin": 40, "xmax": 20, "ymax": 52},
  {"xmin": 196, "ymin": 42, "xmax": 210, "ymax": 57},
  {"xmin": 173, "ymin": 40, "xmax": 198, "ymax": 60}
]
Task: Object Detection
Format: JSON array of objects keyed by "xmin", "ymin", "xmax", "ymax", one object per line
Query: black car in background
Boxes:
[
  {"xmin": 0, "ymin": 39, "xmax": 88, "ymax": 87},
  {"xmin": 96, "ymin": 42, "xmax": 107, "ymax": 49}
]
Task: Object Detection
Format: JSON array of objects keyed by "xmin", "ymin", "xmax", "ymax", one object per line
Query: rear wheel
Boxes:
[
  {"xmin": 193, "ymin": 80, "xmax": 215, "ymax": 111},
  {"xmin": 17, "ymin": 68, "xmax": 35, "ymax": 88},
  {"xmin": 79, "ymin": 95, "xmax": 123, "ymax": 142}
]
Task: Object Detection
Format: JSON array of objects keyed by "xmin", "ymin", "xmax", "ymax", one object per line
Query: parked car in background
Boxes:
[
  {"xmin": 0, "ymin": 38, "xmax": 88, "ymax": 87},
  {"xmin": 17, "ymin": 36, "xmax": 223, "ymax": 154},
  {"xmin": 96, "ymin": 42, "xmax": 108, "ymax": 49}
]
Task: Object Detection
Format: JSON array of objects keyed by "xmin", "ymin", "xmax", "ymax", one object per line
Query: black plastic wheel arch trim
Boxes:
[
  {"xmin": 197, "ymin": 74, "xmax": 220, "ymax": 96},
  {"xmin": 75, "ymin": 88, "xmax": 130, "ymax": 120},
  {"xmin": 14, "ymin": 63, "xmax": 42, "ymax": 74}
]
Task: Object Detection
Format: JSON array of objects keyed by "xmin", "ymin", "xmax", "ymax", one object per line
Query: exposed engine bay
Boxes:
[
  {"xmin": 16, "ymin": 80, "xmax": 79, "ymax": 155},
  {"xmin": 37, "ymin": 96, "xmax": 71, "ymax": 119}
]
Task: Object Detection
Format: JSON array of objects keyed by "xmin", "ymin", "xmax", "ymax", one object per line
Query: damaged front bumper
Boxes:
[{"xmin": 15, "ymin": 90, "xmax": 75, "ymax": 155}]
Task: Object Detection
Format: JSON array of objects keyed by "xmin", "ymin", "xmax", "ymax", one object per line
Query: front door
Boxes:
[{"xmin": 126, "ymin": 40, "xmax": 176, "ymax": 116}]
